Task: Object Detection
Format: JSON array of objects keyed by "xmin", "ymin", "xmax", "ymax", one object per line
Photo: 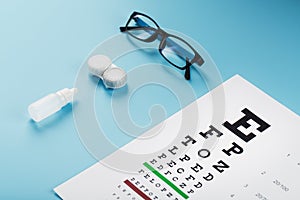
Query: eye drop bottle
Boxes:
[{"xmin": 28, "ymin": 88, "xmax": 77, "ymax": 122}]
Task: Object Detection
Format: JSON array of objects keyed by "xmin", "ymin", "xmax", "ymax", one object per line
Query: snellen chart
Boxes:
[{"xmin": 54, "ymin": 75, "xmax": 300, "ymax": 200}]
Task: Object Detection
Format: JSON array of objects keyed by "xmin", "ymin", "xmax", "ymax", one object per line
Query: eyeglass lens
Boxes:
[
  {"xmin": 130, "ymin": 14, "xmax": 196, "ymax": 68},
  {"xmin": 161, "ymin": 36, "xmax": 195, "ymax": 68},
  {"xmin": 127, "ymin": 14, "xmax": 157, "ymax": 40}
]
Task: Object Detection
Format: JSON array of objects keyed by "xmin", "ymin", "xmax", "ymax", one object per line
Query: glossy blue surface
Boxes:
[{"xmin": 0, "ymin": 0, "xmax": 299, "ymax": 199}]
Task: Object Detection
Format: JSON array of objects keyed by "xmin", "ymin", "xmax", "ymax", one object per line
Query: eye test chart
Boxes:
[{"xmin": 54, "ymin": 75, "xmax": 300, "ymax": 200}]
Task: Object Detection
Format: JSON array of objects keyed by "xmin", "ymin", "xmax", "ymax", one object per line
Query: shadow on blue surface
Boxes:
[{"xmin": 28, "ymin": 103, "xmax": 74, "ymax": 133}]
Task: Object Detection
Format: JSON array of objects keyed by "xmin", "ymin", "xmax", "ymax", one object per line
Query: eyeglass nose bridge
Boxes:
[
  {"xmin": 157, "ymin": 29, "xmax": 171, "ymax": 48},
  {"xmin": 156, "ymin": 28, "xmax": 168, "ymax": 36},
  {"xmin": 145, "ymin": 28, "xmax": 168, "ymax": 44}
]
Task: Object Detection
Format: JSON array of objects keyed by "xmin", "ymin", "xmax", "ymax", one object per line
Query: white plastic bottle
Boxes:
[{"xmin": 28, "ymin": 88, "xmax": 77, "ymax": 122}]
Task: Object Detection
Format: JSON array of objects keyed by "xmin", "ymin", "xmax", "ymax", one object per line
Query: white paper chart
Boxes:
[{"xmin": 54, "ymin": 75, "xmax": 300, "ymax": 199}]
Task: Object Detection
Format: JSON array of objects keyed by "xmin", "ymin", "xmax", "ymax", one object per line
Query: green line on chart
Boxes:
[{"xmin": 143, "ymin": 162, "xmax": 189, "ymax": 199}]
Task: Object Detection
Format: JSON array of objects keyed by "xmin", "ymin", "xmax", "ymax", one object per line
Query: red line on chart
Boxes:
[{"xmin": 124, "ymin": 180, "xmax": 151, "ymax": 200}]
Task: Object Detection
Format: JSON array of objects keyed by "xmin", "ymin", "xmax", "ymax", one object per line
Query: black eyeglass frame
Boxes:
[{"xmin": 120, "ymin": 11, "xmax": 205, "ymax": 80}]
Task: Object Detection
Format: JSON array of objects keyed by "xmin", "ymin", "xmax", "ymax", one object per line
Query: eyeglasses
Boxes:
[{"xmin": 120, "ymin": 11, "xmax": 205, "ymax": 80}]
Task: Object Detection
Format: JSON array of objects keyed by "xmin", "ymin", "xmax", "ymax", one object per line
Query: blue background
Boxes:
[{"xmin": 0, "ymin": 0, "xmax": 299, "ymax": 199}]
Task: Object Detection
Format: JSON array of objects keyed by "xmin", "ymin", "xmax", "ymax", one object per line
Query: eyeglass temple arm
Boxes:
[
  {"xmin": 184, "ymin": 58, "xmax": 191, "ymax": 80},
  {"xmin": 133, "ymin": 17, "xmax": 204, "ymax": 67}
]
